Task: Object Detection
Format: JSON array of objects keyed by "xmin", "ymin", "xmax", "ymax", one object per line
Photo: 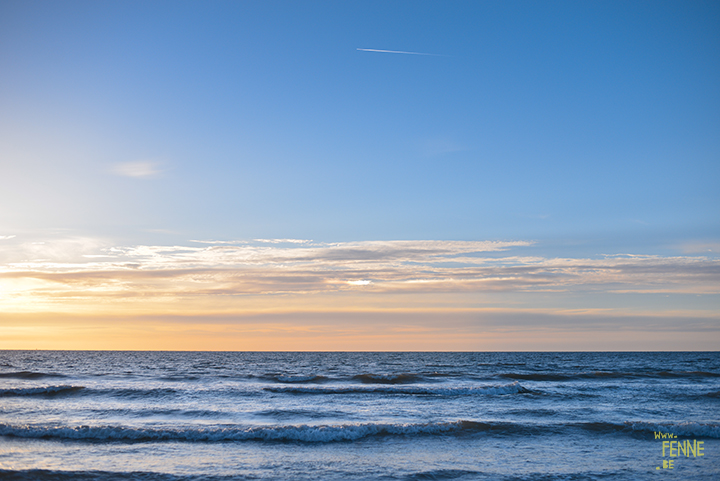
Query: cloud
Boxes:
[
  {"xmin": 253, "ymin": 239, "xmax": 312, "ymax": 244},
  {"xmin": 357, "ymin": 48, "xmax": 441, "ymax": 56},
  {"xmin": 0, "ymin": 235, "xmax": 16, "ymax": 240},
  {"xmin": 0, "ymin": 236, "xmax": 108, "ymax": 264},
  {"xmin": 190, "ymin": 240, "xmax": 249, "ymax": 245},
  {"xmin": 2, "ymin": 239, "xmax": 719, "ymax": 313},
  {"xmin": 111, "ymin": 161, "xmax": 163, "ymax": 178},
  {"xmin": 679, "ymin": 241, "xmax": 720, "ymax": 254}
]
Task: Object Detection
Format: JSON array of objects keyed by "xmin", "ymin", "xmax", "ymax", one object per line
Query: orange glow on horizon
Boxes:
[{"xmin": 1, "ymin": 311, "xmax": 718, "ymax": 351}]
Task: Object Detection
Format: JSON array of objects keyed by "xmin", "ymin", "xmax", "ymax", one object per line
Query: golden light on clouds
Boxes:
[{"xmin": 1, "ymin": 237, "xmax": 718, "ymax": 350}]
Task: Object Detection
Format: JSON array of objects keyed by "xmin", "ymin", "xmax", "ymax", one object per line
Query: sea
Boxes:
[{"xmin": 0, "ymin": 351, "xmax": 718, "ymax": 480}]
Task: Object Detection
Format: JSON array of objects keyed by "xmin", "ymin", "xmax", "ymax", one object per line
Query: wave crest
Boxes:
[
  {"xmin": 0, "ymin": 420, "xmax": 495, "ymax": 443},
  {"xmin": 0, "ymin": 385, "xmax": 84, "ymax": 397},
  {"xmin": 628, "ymin": 421, "xmax": 720, "ymax": 438},
  {"xmin": 264, "ymin": 382, "xmax": 532, "ymax": 396},
  {"xmin": 262, "ymin": 374, "xmax": 329, "ymax": 384},
  {"xmin": 353, "ymin": 373, "xmax": 423, "ymax": 384},
  {"xmin": 499, "ymin": 370, "xmax": 720, "ymax": 381},
  {"xmin": 0, "ymin": 371, "xmax": 66, "ymax": 380}
]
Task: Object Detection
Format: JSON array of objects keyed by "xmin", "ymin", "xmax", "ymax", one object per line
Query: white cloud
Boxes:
[
  {"xmin": 254, "ymin": 239, "xmax": 312, "ymax": 244},
  {"xmin": 679, "ymin": 241, "xmax": 720, "ymax": 254},
  {"xmin": 190, "ymin": 240, "xmax": 249, "ymax": 245},
  {"xmin": 0, "ymin": 235, "xmax": 16, "ymax": 240},
  {"xmin": 2, "ymin": 239, "xmax": 719, "ymax": 308},
  {"xmin": 111, "ymin": 161, "xmax": 162, "ymax": 178},
  {"xmin": 0, "ymin": 236, "xmax": 109, "ymax": 265}
]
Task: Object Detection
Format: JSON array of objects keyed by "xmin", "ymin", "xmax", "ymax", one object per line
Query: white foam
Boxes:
[
  {"xmin": 0, "ymin": 385, "xmax": 84, "ymax": 396},
  {"xmin": 628, "ymin": 421, "xmax": 720, "ymax": 438},
  {"xmin": 275, "ymin": 376, "xmax": 322, "ymax": 383},
  {"xmin": 0, "ymin": 420, "xmax": 477, "ymax": 443},
  {"xmin": 264, "ymin": 382, "xmax": 530, "ymax": 396}
]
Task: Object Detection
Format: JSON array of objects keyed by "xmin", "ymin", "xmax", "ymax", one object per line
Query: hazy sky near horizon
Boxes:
[{"xmin": 1, "ymin": 0, "xmax": 718, "ymax": 350}]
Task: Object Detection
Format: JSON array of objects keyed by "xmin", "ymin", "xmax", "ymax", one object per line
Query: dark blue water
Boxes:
[{"xmin": 1, "ymin": 351, "xmax": 718, "ymax": 479}]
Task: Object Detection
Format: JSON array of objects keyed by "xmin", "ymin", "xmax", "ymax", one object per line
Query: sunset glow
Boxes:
[
  {"xmin": 1, "ymin": 0, "xmax": 718, "ymax": 350},
  {"xmin": 0, "ymin": 237, "xmax": 717, "ymax": 350}
]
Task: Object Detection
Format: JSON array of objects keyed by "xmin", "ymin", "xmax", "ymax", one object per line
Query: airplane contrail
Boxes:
[{"xmin": 357, "ymin": 48, "xmax": 440, "ymax": 56}]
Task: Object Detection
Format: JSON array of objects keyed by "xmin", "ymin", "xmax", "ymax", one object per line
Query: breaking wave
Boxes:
[
  {"xmin": 0, "ymin": 469, "xmax": 253, "ymax": 481},
  {"xmin": 0, "ymin": 420, "xmax": 504, "ymax": 443},
  {"xmin": 5, "ymin": 419, "xmax": 714, "ymax": 444},
  {"xmin": 626, "ymin": 421, "xmax": 720, "ymax": 438},
  {"xmin": 352, "ymin": 373, "xmax": 424, "ymax": 384},
  {"xmin": 0, "ymin": 385, "xmax": 85, "ymax": 397},
  {"xmin": 566, "ymin": 420, "xmax": 720, "ymax": 438},
  {"xmin": 498, "ymin": 370, "xmax": 720, "ymax": 381},
  {"xmin": 261, "ymin": 374, "xmax": 330, "ymax": 384},
  {"xmin": 264, "ymin": 382, "xmax": 533, "ymax": 396},
  {"xmin": 0, "ymin": 371, "xmax": 67, "ymax": 380}
]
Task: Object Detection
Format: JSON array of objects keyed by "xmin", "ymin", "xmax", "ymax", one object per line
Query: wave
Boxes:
[
  {"xmin": 658, "ymin": 370, "xmax": 720, "ymax": 378},
  {"xmin": 0, "ymin": 385, "xmax": 84, "ymax": 397},
  {"xmin": 0, "ymin": 420, "xmax": 511, "ymax": 443},
  {"xmin": 562, "ymin": 420, "xmax": 720, "ymax": 439},
  {"xmin": 352, "ymin": 373, "xmax": 424, "ymax": 384},
  {"xmin": 626, "ymin": 421, "xmax": 720, "ymax": 438},
  {"xmin": 0, "ymin": 469, "xmax": 255, "ymax": 481},
  {"xmin": 0, "ymin": 371, "xmax": 66, "ymax": 380},
  {"xmin": 498, "ymin": 370, "xmax": 720, "ymax": 381},
  {"xmin": 260, "ymin": 374, "xmax": 330, "ymax": 384},
  {"xmin": 95, "ymin": 407, "xmax": 228, "ymax": 419},
  {"xmin": 0, "ymin": 385, "xmax": 182, "ymax": 400},
  {"xmin": 0, "ymin": 469, "xmax": 646, "ymax": 481},
  {"xmin": 478, "ymin": 362, "xmax": 526, "ymax": 367},
  {"xmin": 107, "ymin": 387, "xmax": 179, "ymax": 399},
  {"xmin": 404, "ymin": 468, "xmax": 627, "ymax": 481},
  {"xmin": 264, "ymin": 382, "xmax": 533, "ymax": 396},
  {"xmin": 0, "ymin": 468, "xmax": 641, "ymax": 481},
  {"xmin": 402, "ymin": 468, "xmax": 484, "ymax": 480},
  {"xmin": 3, "ymin": 419, "xmax": 716, "ymax": 444},
  {"xmin": 403, "ymin": 470, "xmax": 636, "ymax": 481},
  {"xmin": 158, "ymin": 376, "xmax": 200, "ymax": 382},
  {"xmin": 253, "ymin": 408, "xmax": 348, "ymax": 420},
  {"xmin": 499, "ymin": 373, "xmax": 576, "ymax": 381},
  {"xmin": 263, "ymin": 373, "xmax": 446, "ymax": 385}
]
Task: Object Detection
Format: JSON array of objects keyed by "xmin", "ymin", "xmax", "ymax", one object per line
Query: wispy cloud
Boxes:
[
  {"xmin": 357, "ymin": 48, "xmax": 441, "ymax": 56},
  {"xmin": 679, "ymin": 241, "xmax": 720, "ymax": 254},
  {"xmin": 0, "ymin": 236, "xmax": 108, "ymax": 264},
  {"xmin": 253, "ymin": 238, "xmax": 312, "ymax": 244},
  {"xmin": 1, "ymin": 239, "xmax": 719, "ymax": 313},
  {"xmin": 111, "ymin": 161, "xmax": 163, "ymax": 178},
  {"xmin": 190, "ymin": 240, "xmax": 250, "ymax": 245},
  {"xmin": 0, "ymin": 235, "xmax": 16, "ymax": 240}
]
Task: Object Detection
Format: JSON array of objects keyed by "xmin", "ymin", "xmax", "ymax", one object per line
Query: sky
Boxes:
[{"xmin": 0, "ymin": 0, "xmax": 718, "ymax": 350}]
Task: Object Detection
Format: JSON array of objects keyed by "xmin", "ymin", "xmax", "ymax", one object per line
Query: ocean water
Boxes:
[{"xmin": 0, "ymin": 351, "xmax": 718, "ymax": 480}]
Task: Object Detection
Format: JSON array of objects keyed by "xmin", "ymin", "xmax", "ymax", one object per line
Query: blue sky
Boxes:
[{"xmin": 0, "ymin": 1, "xmax": 718, "ymax": 349}]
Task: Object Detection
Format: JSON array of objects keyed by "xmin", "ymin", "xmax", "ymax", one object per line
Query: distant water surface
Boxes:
[{"xmin": 0, "ymin": 351, "xmax": 718, "ymax": 480}]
